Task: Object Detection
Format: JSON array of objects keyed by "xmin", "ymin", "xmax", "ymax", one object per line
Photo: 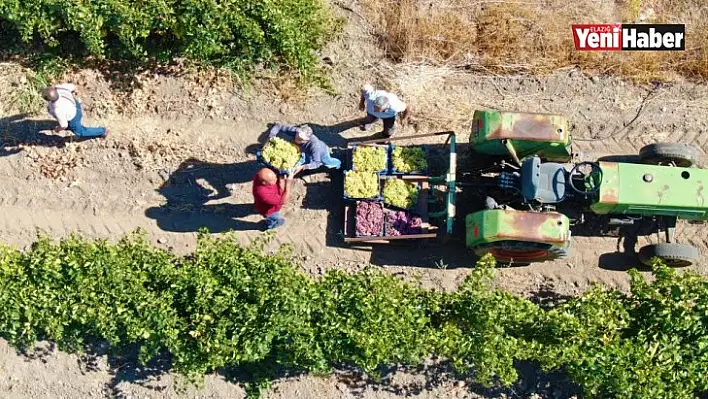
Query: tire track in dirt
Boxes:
[
  {"xmin": 1, "ymin": 129, "xmax": 707, "ymax": 280},
  {"xmin": 0, "ymin": 194, "xmax": 362, "ymax": 269}
]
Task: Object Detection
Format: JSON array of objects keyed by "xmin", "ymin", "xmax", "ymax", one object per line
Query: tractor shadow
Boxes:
[
  {"xmin": 0, "ymin": 114, "xmax": 97, "ymax": 156},
  {"xmin": 145, "ymin": 157, "xmax": 264, "ymax": 233},
  {"xmin": 570, "ymin": 215, "xmax": 654, "ymax": 271}
]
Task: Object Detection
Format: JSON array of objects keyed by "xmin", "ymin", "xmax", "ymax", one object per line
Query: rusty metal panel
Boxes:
[
  {"xmin": 466, "ymin": 209, "xmax": 570, "ymax": 248},
  {"xmin": 591, "ymin": 161, "xmax": 620, "ymax": 214},
  {"xmin": 487, "ymin": 112, "xmax": 569, "ymax": 143},
  {"xmin": 494, "ymin": 210, "xmax": 569, "ymax": 245}
]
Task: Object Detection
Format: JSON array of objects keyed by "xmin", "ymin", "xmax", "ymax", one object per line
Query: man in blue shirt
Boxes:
[
  {"xmin": 267, "ymin": 123, "xmax": 342, "ymax": 176},
  {"xmin": 358, "ymin": 83, "xmax": 410, "ymax": 137}
]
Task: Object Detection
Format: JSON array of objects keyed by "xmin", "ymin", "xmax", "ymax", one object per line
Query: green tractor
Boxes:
[{"xmin": 461, "ymin": 110, "xmax": 705, "ymax": 267}]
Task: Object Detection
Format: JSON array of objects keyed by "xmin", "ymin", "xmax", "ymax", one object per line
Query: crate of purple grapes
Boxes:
[
  {"xmin": 354, "ymin": 201, "xmax": 385, "ymax": 237},
  {"xmin": 384, "ymin": 209, "xmax": 423, "ymax": 236}
]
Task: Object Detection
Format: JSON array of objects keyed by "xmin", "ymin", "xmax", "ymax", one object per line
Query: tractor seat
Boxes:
[{"xmin": 521, "ymin": 156, "xmax": 567, "ymax": 203}]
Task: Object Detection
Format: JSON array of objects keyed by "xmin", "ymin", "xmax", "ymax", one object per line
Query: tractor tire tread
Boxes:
[
  {"xmin": 638, "ymin": 243, "xmax": 699, "ymax": 267},
  {"xmin": 638, "ymin": 143, "xmax": 699, "ymax": 167}
]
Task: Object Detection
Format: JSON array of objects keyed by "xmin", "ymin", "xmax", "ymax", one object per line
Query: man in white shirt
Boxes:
[
  {"xmin": 358, "ymin": 83, "xmax": 410, "ymax": 137},
  {"xmin": 42, "ymin": 83, "xmax": 108, "ymax": 138}
]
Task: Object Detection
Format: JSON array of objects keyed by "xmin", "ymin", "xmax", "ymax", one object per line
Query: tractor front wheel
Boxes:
[
  {"xmin": 638, "ymin": 243, "xmax": 699, "ymax": 267},
  {"xmin": 473, "ymin": 240, "xmax": 568, "ymax": 266},
  {"xmin": 639, "ymin": 143, "xmax": 698, "ymax": 167}
]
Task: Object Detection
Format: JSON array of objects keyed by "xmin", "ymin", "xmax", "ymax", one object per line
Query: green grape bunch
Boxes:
[
  {"xmin": 383, "ymin": 178, "xmax": 419, "ymax": 209},
  {"xmin": 352, "ymin": 146, "xmax": 387, "ymax": 172},
  {"xmin": 345, "ymin": 171, "xmax": 380, "ymax": 198},
  {"xmin": 261, "ymin": 137, "xmax": 302, "ymax": 170},
  {"xmin": 392, "ymin": 146, "xmax": 427, "ymax": 173}
]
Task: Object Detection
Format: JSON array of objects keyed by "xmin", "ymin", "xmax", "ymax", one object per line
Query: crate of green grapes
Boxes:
[
  {"xmin": 350, "ymin": 144, "xmax": 389, "ymax": 174},
  {"xmin": 389, "ymin": 145, "xmax": 428, "ymax": 175},
  {"xmin": 343, "ymin": 170, "xmax": 382, "ymax": 201},
  {"xmin": 257, "ymin": 137, "xmax": 306, "ymax": 175},
  {"xmin": 382, "ymin": 177, "xmax": 421, "ymax": 211}
]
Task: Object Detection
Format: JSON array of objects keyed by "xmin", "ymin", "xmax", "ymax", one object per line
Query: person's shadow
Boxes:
[
  {"xmin": 145, "ymin": 158, "xmax": 264, "ymax": 232},
  {"xmin": 0, "ymin": 114, "xmax": 96, "ymax": 156}
]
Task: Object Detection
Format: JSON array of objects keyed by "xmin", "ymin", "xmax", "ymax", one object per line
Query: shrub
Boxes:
[{"xmin": 0, "ymin": 0, "xmax": 341, "ymax": 76}]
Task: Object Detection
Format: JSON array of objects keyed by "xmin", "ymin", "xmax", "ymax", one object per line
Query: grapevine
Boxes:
[
  {"xmin": 385, "ymin": 209, "xmax": 422, "ymax": 236},
  {"xmin": 0, "ymin": 0, "xmax": 340, "ymax": 78},
  {"xmin": 383, "ymin": 178, "xmax": 419, "ymax": 209},
  {"xmin": 344, "ymin": 171, "xmax": 379, "ymax": 198},
  {"xmin": 261, "ymin": 137, "xmax": 302, "ymax": 170},
  {"xmin": 0, "ymin": 231, "xmax": 706, "ymax": 399},
  {"xmin": 391, "ymin": 146, "xmax": 427, "ymax": 173},
  {"xmin": 355, "ymin": 201, "xmax": 384, "ymax": 236},
  {"xmin": 352, "ymin": 146, "xmax": 387, "ymax": 172}
]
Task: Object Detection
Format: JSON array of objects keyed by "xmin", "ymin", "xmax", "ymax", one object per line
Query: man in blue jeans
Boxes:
[
  {"xmin": 267, "ymin": 123, "xmax": 341, "ymax": 176},
  {"xmin": 43, "ymin": 83, "xmax": 109, "ymax": 138}
]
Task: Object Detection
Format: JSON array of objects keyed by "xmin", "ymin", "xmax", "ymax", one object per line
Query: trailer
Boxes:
[{"xmin": 340, "ymin": 131, "xmax": 457, "ymax": 244}]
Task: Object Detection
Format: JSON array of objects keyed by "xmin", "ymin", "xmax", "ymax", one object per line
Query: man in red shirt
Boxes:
[{"xmin": 252, "ymin": 167, "xmax": 293, "ymax": 230}]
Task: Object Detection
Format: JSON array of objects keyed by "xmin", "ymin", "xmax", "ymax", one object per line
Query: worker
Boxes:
[
  {"xmin": 252, "ymin": 167, "xmax": 293, "ymax": 230},
  {"xmin": 267, "ymin": 123, "xmax": 341, "ymax": 175},
  {"xmin": 358, "ymin": 83, "xmax": 410, "ymax": 137},
  {"xmin": 42, "ymin": 83, "xmax": 108, "ymax": 138}
]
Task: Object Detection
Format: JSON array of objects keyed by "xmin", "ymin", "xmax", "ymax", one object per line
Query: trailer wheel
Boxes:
[
  {"xmin": 638, "ymin": 243, "xmax": 699, "ymax": 267},
  {"xmin": 639, "ymin": 143, "xmax": 698, "ymax": 167}
]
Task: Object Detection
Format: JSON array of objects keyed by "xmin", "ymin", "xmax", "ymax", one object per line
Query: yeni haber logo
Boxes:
[{"xmin": 572, "ymin": 24, "xmax": 685, "ymax": 51}]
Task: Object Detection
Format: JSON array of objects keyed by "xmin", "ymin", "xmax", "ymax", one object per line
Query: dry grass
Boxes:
[
  {"xmin": 386, "ymin": 64, "xmax": 475, "ymax": 128},
  {"xmin": 362, "ymin": 0, "xmax": 708, "ymax": 82}
]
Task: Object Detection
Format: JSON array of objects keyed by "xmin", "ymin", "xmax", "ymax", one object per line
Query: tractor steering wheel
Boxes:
[{"xmin": 568, "ymin": 161, "xmax": 603, "ymax": 195}]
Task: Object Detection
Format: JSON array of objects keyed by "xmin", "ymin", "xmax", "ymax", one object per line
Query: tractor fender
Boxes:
[{"xmin": 465, "ymin": 208, "xmax": 571, "ymax": 249}]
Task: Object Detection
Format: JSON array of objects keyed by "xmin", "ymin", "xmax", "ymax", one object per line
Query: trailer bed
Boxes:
[
  {"xmin": 340, "ymin": 131, "xmax": 456, "ymax": 244},
  {"xmin": 343, "ymin": 176, "xmax": 438, "ymax": 243}
]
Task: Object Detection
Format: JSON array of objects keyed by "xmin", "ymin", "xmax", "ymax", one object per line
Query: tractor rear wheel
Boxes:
[
  {"xmin": 639, "ymin": 143, "xmax": 698, "ymax": 167},
  {"xmin": 638, "ymin": 243, "xmax": 699, "ymax": 267}
]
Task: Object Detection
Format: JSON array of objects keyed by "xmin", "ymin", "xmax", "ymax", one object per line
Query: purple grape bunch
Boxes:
[
  {"xmin": 385, "ymin": 209, "xmax": 423, "ymax": 236},
  {"xmin": 355, "ymin": 201, "xmax": 384, "ymax": 236}
]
